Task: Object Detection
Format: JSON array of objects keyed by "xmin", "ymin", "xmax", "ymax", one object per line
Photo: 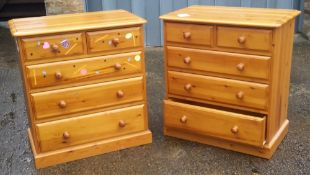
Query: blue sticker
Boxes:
[{"xmin": 60, "ymin": 39, "xmax": 70, "ymax": 48}]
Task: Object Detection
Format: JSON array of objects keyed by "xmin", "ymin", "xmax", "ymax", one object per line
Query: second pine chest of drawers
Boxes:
[
  {"xmin": 9, "ymin": 10, "xmax": 152, "ymax": 168},
  {"xmin": 160, "ymin": 6, "xmax": 300, "ymax": 159}
]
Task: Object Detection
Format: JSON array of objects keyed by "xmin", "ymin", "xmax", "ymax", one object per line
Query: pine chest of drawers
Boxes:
[
  {"xmin": 160, "ymin": 6, "xmax": 300, "ymax": 159},
  {"xmin": 9, "ymin": 10, "xmax": 152, "ymax": 168}
]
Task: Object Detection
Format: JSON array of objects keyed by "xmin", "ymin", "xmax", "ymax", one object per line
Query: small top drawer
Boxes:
[
  {"xmin": 216, "ymin": 27, "xmax": 272, "ymax": 52},
  {"xmin": 86, "ymin": 27, "xmax": 142, "ymax": 54},
  {"xmin": 165, "ymin": 22, "xmax": 213, "ymax": 47},
  {"xmin": 21, "ymin": 33, "xmax": 84, "ymax": 61}
]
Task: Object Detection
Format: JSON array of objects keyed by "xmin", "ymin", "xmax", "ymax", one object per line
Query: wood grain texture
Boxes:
[
  {"xmin": 166, "ymin": 46, "xmax": 271, "ymax": 80},
  {"xmin": 36, "ymin": 104, "xmax": 146, "ymax": 152},
  {"xmin": 167, "ymin": 71, "xmax": 269, "ymax": 110},
  {"xmin": 161, "ymin": 5, "xmax": 298, "ymax": 158},
  {"xmin": 160, "ymin": 5, "xmax": 300, "ymax": 28},
  {"xmin": 165, "ymin": 22, "xmax": 213, "ymax": 46},
  {"xmin": 9, "ymin": 10, "xmax": 146, "ymax": 37},
  {"xmin": 164, "ymin": 100, "xmax": 266, "ymax": 147},
  {"xmin": 26, "ymin": 51, "xmax": 143, "ymax": 89},
  {"xmin": 86, "ymin": 27, "xmax": 143, "ymax": 54},
  {"xmin": 21, "ymin": 33, "xmax": 85, "ymax": 61},
  {"xmin": 31, "ymin": 76, "xmax": 144, "ymax": 120},
  {"xmin": 216, "ymin": 26, "xmax": 272, "ymax": 52},
  {"xmin": 28, "ymin": 129, "xmax": 152, "ymax": 169}
]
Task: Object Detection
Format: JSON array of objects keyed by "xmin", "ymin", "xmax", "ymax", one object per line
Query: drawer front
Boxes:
[
  {"xmin": 26, "ymin": 51, "xmax": 143, "ymax": 89},
  {"xmin": 164, "ymin": 100, "xmax": 266, "ymax": 147},
  {"xmin": 36, "ymin": 104, "xmax": 146, "ymax": 152},
  {"xmin": 21, "ymin": 33, "xmax": 84, "ymax": 61},
  {"xmin": 217, "ymin": 27, "xmax": 272, "ymax": 52},
  {"xmin": 86, "ymin": 27, "xmax": 142, "ymax": 54},
  {"xmin": 165, "ymin": 22, "xmax": 213, "ymax": 46},
  {"xmin": 167, "ymin": 46, "xmax": 270, "ymax": 80},
  {"xmin": 168, "ymin": 71, "xmax": 269, "ymax": 110},
  {"xmin": 31, "ymin": 76, "xmax": 144, "ymax": 120}
]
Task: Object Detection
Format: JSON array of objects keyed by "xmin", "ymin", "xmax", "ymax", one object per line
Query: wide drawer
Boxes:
[
  {"xmin": 31, "ymin": 76, "xmax": 144, "ymax": 120},
  {"xmin": 167, "ymin": 71, "xmax": 269, "ymax": 110},
  {"xmin": 36, "ymin": 104, "xmax": 146, "ymax": 152},
  {"xmin": 217, "ymin": 27, "xmax": 272, "ymax": 52},
  {"xmin": 86, "ymin": 27, "xmax": 142, "ymax": 54},
  {"xmin": 165, "ymin": 22, "xmax": 213, "ymax": 46},
  {"xmin": 21, "ymin": 33, "xmax": 84, "ymax": 61},
  {"xmin": 26, "ymin": 51, "xmax": 143, "ymax": 89},
  {"xmin": 166, "ymin": 46, "xmax": 270, "ymax": 80},
  {"xmin": 164, "ymin": 100, "xmax": 266, "ymax": 147}
]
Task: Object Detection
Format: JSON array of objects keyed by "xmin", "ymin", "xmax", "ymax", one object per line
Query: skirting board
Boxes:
[
  {"xmin": 164, "ymin": 120, "xmax": 289, "ymax": 159},
  {"xmin": 28, "ymin": 129, "xmax": 152, "ymax": 169}
]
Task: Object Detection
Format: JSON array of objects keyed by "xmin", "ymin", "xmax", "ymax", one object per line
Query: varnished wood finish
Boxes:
[
  {"xmin": 21, "ymin": 33, "xmax": 85, "ymax": 61},
  {"xmin": 165, "ymin": 22, "xmax": 213, "ymax": 46},
  {"xmin": 166, "ymin": 46, "xmax": 270, "ymax": 80},
  {"xmin": 36, "ymin": 105, "xmax": 146, "ymax": 152},
  {"xmin": 159, "ymin": 6, "xmax": 300, "ymax": 28},
  {"xmin": 216, "ymin": 27, "xmax": 272, "ymax": 52},
  {"xmin": 10, "ymin": 10, "xmax": 151, "ymax": 168},
  {"xmin": 87, "ymin": 27, "xmax": 142, "ymax": 54},
  {"xmin": 164, "ymin": 100, "xmax": 266, "ymax": 147},
  {"xmin": 161, "ymin": 6, "xmax": 299, "ymax": 159},
  {"xmin": 26, "ymin": 52, "xmax": 143, "ymax": 89},
  {"xmin": 167, "ymin": 71, "xmax": 269, "ymax": 110},
  {"xmin": 9, "ymin": 10, "xmax": 146, "ymax": 37},
  {"xmin": 31, "ymin": 77, "xmax": 144, "ymax": 120}
]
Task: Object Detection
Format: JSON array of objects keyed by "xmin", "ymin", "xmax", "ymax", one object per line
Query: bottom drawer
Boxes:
[
  {"xmin": 36, "ymin": 104, "xmax": 146, "ymax": 152},
  {"xmin": 164, "ymin": 100, "xmax": 266, "ymax": 147}
]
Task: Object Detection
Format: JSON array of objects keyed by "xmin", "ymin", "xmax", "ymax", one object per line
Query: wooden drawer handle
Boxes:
[
  {"xmin": 184, "ymin": 83, "xmax": 192, "ymax": 92},
  {"xmin": 58, "ymin": 100, "xmax": 67, "ymax": 108},
  {"xmin": 236, "ymin": 63, "xmax": 245, "ymax": 72},
  {"xmin": 55, "ymin": 71, "xmax": 62, "ymax": 80},
  {"xmin": 180, "ymin": 115, "xmax": 187, "ymax": 123},
  {"xmin": 116, "ymin": 90, "xmax": 124, "ymax": 98},
  {"xmin": 237, "ymin": 36, "xmax": 246, "ymax": 44},
  {"xmin": 236, "ymin": 91, "xmax": 244, "ymax": 100},
  {"xmin": 183, "ymin": 32, "xmax": 191, "ymax": 40},
  {"xmin": 114, "ymin": 63, "xmax": 122, "ymax": 70},
  {"xmin": 231, "ymin": 126, "xmax": 239, "ymax": 134},
  {"xmin": 119, "ymin": 120, "xmax": 126, "ymax": 128},
  {"xmin": 111, "ymin": 38, "xmax": 120, "ymax": 47},
  {"xmin": 63, "ymin": 131, "xmax": 70, "ymax": 139},
  {"xmin": 183, "ymin": 56, "xmax": 191, "ymax": 64},
  {"xmin": 51, "ymin": 44, "xmax": 59, "ymax": 52}
]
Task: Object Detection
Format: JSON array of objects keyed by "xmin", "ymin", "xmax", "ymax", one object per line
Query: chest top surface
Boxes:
[
  {"xmin": 9, "ymin": 10, "xmax": 146, "ymax": 37},
  {"xmin": 160, "ymin": 5, "xmax": 300, "ymax": 28}
]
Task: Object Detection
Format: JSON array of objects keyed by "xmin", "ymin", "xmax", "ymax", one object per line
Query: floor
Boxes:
[{"xmin": 0, "ymin": 23, "xmax": 310, "ymax": 174}]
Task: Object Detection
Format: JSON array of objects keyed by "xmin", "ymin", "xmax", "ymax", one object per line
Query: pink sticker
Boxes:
[
  {"xmin": 80, "ymin": 69, "xmax": 87, "ymax": 75},
  {"xmin": 42, "ymin": 42, "xmax": 50, "ymax": 49}
]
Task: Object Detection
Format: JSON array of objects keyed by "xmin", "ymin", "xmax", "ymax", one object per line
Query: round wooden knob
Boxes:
[
  {"xmin": 236, "ymin": 63, "xmax": 245, "ymax": 72},
  {"xmin": 183, "ymin": 56, "xmax": 191, "ymax": 64},
  {"xmin": 63, "ymin": 131, "xmax": 70, "ymax": 139},
  {"xmin": 119, "ymin": 120, "xmax": 126, "ymax": 128},
  {"xmin": 237, "ymin": 36, "xmax": 246, "ymax": 44},
  {"xmin": 184, "ymin": 83, "xmax": 192, "ymax": 92},
  {"xmin": 51, "ymin": 44, "xmax": 59, "ymax": 52},
  {"xmin": 58, "ymin": 100, "xmax": 66, "ymax": 108},
  {"xmin": 114, "ymin": 63, "xmax": 122, "ymax": 70},
  {"xmin": 116, "ymin": 90, "xmax": 124, "ymax": 98},
  {"xmin": 111, "ymin": 38, "xmax": 120, "ymax": 47},
  {"xmin": 55, "ymin": 71, "xmax": 62, "ymax": 80},
  {"xmin": 183, "ymin": 32, "xmax": 191, "ymax": 40},
  {"xmin": 236, "ymin": 91, "xmax": 244, "ymax": 100},
  {"xmin": 231, "ymin": 126, "xmax": 239, "ymax": 134},
  {"xmin": 180, "ymin": 115, "xmax": 187, "ymax": 123}
]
